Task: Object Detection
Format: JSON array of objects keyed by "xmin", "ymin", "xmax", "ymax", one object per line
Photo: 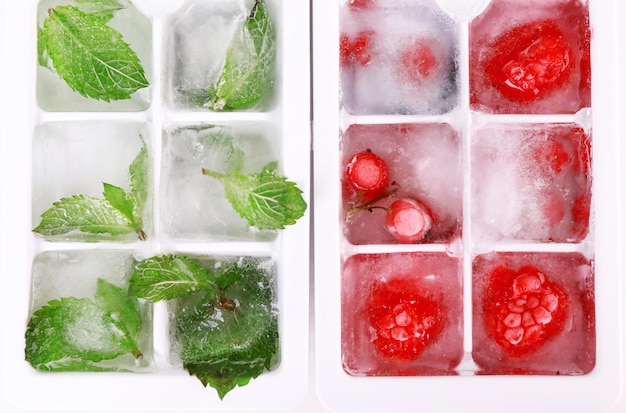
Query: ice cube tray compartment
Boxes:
[
  {"xmin": 314, "ymin": 0, "xmax": 621, "ymax": 411},
  {"xmin": 4, "ymin": 0, "xmax": 310, "ymax": 411}
]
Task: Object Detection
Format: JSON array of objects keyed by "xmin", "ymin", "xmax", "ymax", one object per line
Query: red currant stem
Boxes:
[{"xmin": 345, "ymin": 186, "xmax": 398, "ymax": 222}]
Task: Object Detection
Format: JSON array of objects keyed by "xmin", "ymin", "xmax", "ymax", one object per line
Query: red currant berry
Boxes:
[
  {"xmin": 386, "ymin": 198, "xmax": 432, "ymax": 243},
  {"xmin": 345, "ymin": 150, "xmax": 389, "ymax": 200}
]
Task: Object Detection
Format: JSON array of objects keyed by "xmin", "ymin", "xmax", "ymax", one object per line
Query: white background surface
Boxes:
[{"xmin": 1, "ymin": 0, "xmax": 625, "ymax": 412}]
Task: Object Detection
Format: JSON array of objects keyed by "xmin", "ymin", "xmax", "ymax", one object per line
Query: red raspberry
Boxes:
[
  {"xmin": 400, "ymin": 42, "xmax": 438, "ymax": 83},
  {"xmin": 483, "ymin": 265, "xmax": 569, "ymax": 357},
  {"xmin": 485, "ymin": 20, "xmax": 575, "ymax": 102},
  {"xmin": 340, "ymin": 31, "xmax": 375, "ymax": 67},
  {"xmin": 533, "ymin": 137, "xmax": 572, "ymax": 174},
  {"xmin": 367, "ymin": 278, "xmax": 444, "ymax": 360}
]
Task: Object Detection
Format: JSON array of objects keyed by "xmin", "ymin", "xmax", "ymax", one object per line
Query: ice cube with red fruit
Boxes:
[
  {"xmin": 342, "ymin": 252, "xmax": 463, "ymax": 376},
  {"xmin": 341, "ymin": 123, "xmax": 462, "ymax": 245},
  {"xmin": 472, "ymin": 252, "xmax": 595, "ymax": 375},
  {"xmin": 339, "ymin": 0, "xmax": 459, "ymax": 115},
  {"xmin": 469, "ymin": 0, "xmax": 590, "ymax": 114},
  {"xmin": 471, "ymin": 123, "xmax": 591, "ymax": 244}
]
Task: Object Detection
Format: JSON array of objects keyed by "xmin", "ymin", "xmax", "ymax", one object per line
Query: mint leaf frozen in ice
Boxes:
[
  {"xmin": 202, "ymin": 161, "xmax": 307, "ymax": 231},
  {"xmin": 95, "ymin": 278, "xmax": 142, "ymax": 339},
  {"xmin": 33, "ymin": 194, "xmax": 137, "ymax": 237},
  {"xmin": 211, "ymin": 0, "xmax": 275, "ymax": 110},
  {"xmin": 33, "ymin": 143, "xmax": 148, "ymax": 240},
  {"xmin": 25, "ymin": 296, "xmax": 141, "ymax": 371},
  {"xmin": 42, "ymin": 5, "xmax": 148, "ymax": 101},
  {"xmin": 129, "ymin": 255, "xmax": 218, "ymax": 303},
  {"xmin": 171, "ymin": 257, "xmax": 279, "ymax": 399}
]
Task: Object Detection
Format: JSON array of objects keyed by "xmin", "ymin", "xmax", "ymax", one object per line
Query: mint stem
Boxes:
[{"xmin": 202, "ymin": 168, "xmax": 224, "ymax": 180}]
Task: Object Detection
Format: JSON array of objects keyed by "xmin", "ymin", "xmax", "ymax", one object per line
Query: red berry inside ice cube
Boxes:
[
  {"xmin": 485, "ymin": 20, "xmax": 575, "ymax": 102},
  {"xmin": 348, "ymin": 0, "xmax": 373, "ymax": 9},
  {"xmin": 400, "ymin": 42, "xmax": 438, "ymax": 83},
  {"xmin": 386, "ymin": 198, "xmax": 432, "ymax": 243},
  {"xmin": 340, "ymin": 31, "xmax": 375, "ymax": 67},
  {"xmin": 367, "ymin": 278, "xmax": 444, "ymax": 360},
  {"xmin": 484, "ymin": 265, "xmax": 569, "ymax": 357},
  {"xmin": 533, "ymin": 137, "xmax": 572, "ymax": 174},
  {"xmin": 345, "ymin": 150, "xmax": 389, "ymax": 199}
]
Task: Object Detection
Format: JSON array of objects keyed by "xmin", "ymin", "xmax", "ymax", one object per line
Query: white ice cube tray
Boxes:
[
  {"xmin": 314, "ymin": 0, "xmax": 622, "ymax": 412},
  {"xmin": 2, "ymin": 0, "xmax": 310, "ymax": 411}
]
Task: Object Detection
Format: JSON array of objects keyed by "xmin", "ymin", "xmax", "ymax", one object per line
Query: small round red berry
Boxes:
[
  {"xmin": 345, "ymin": 150, "xmax": 389, "ymax": 199},
  {"xmin": 386, "ymin": 198, "xmax": 432, "ymax": 243}
]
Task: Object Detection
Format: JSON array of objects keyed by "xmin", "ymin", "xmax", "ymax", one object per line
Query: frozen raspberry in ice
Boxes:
[
  {"xmin": 348, "ymin": 0, "xmax": 373, "ymax": 9},
  {"xmin": 385, "ymin": 198, "xmax": 433, "ymax": 243},
  {"xmin": 344, "ymin": 150, "xmax": 389, "ymax": 200},
  {"xmin": 484, "ymin": 20, "xmax": 574, "ymax": 103},
  {"xmin": 483, "ymin": 265, "xmax": 569, "ymax": 357},
  {"xmin": 367, "ymin": 277, "xmax": 444, "ymax": 360},
  {"xmin": 400, "ymin": 42, "xmax": 438, "ymax": 83},
  {"xmin": 533, "ymin": 137, "xmax": 572, "ymax": 174},
  {"xmin": 340, "ymin": 31, "xmax": 375, "ymax": 67}
]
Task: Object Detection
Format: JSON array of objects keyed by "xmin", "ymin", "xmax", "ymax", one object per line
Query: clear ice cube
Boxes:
[
  {"xmin": 36, "ymin": 0, "xmax": 152, "ymax": 111},
  {"xmin": 160, "ymin": 123, "xmax": 280, "ymax": 242},
  {"xmin": 28, "ymin": 250, "xmax": 153, "ymax": 372},
  {"xmin": 32, "ymin": 121, "xmax": 152, "ymax": 242}
]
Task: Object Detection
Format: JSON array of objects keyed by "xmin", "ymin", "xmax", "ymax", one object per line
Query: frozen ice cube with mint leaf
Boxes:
[
  {"xmin": 33, "ymin": 131, "xmax": 150, "ymax": 241},
  {"xmin": 37, "ymin": 0, "xmax": 151, "ymax": 111},
  {"xmin": 26, "ymin": 251, "xmax": 153, "ymax": 372},
  {"xmin": 128, "ymin": 254, "xmax": 279, "ymax": 399},
  {"xmin": 166, "ymin": 0, "xmax": 275, "ymax": 111}
]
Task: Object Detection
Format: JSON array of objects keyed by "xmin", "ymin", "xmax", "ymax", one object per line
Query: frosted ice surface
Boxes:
[
  {"xmin": 165, "ymin": 0, "xmax": 248, "ymax": 108},
  {"xmin": 340, "ymin": 1, "xmax": 458, "ymax": 115}
]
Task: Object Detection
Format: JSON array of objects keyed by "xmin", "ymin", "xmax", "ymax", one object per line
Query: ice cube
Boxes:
[
  {"xmin": 340, "ymin": 0, "xmax": 459, "ymax": 115},
  {"xmin": 471, "ymin": 123, "xmax": 592, "ymax": 244},
  {"xmin": 28, "ymin": 250, "xmax": 153, "ymax": 372},
  {"xmin": 164, "ymin": 0, "xmax": 276, "ymax": 110},
  {"xmin": 36, "ymin": 0, "xmax": 152, "ymax": 111},
  {"xmin": 31, "ymin": 121, "xmax": 151, "ymax": 242},
  {"xmin": 472, "ymin": 251, "xmax": 595, "ymax": 375},
  {"xmin": 160, "ymin": 123, "xmax": 280, "ymax": 242},
  {"xmin": 341, "ymin": 123, "xmax": 462, "ymax": 245},
  {"xmin": 341, "ymin": 252, "xmax": 464, "ymax": 376},
  {"xmin": 469, "ymin": 0, "xmax": 590, "ymax": 114}
]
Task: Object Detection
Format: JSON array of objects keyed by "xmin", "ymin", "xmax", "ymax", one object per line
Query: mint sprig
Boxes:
[
  {"xmin": 33, "ymin": 143, "xmax": 148, "ymax": 240},
  {"xmin": 202, "ymin": 161, "xmax": 307, "ymax": 231},
  {"xmin": 128, "ymin": 255, "xmax": 279, "ymax": 399},
  {"xmin": 25, "ymin": 279, "xmax": 143, "ymax": 372},
  {"xmin": 210, "ymin": 0, "xmax": 275, "ymax": 110},
  {"xmin": 41, "ymin": 5, "xmax": 148, "ymax": 101}
]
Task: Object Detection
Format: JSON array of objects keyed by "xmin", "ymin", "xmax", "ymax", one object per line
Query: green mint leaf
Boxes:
[
  {"xmin": 102, "ymin": 183, "xmax": 136, "ymax": 224},
  {"xmin": 43, "ymin": 6, "xmax": 148, "ymax": 101},
  {"xmin": 202, "ymin": 162, "xmax": 307, "ymax": 230},
  {"xmin": 75, "ymin": 0, "xmax": 128, "ymax": 22},
  {"xmin": 212, "ymin": 1, "xmax": 275, "ymax": 110},
  {"xmin": 25, "ymin": 297, "xmax": 140, "ymax": 371},
  {"xmin": 95, "ymin": 278, "xmax": 142, "ymax": 340},
  {"xmin": 172, "ymin": 257, "xmax": 279, "ymax": 399},
  {"xmin": 33, "ymin": 194, "xmax": 135, "ymax": 237},
  {"xmin": 37, "ymin": 27, "xmax": 50, "ymax": 68},
  {"xmin": 129, "ymin": 255, "xmax": 217, "ymax": 302},
  {"xmin": 129, "ymin": 144, "xmax": 148, "ymax": 227}
]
